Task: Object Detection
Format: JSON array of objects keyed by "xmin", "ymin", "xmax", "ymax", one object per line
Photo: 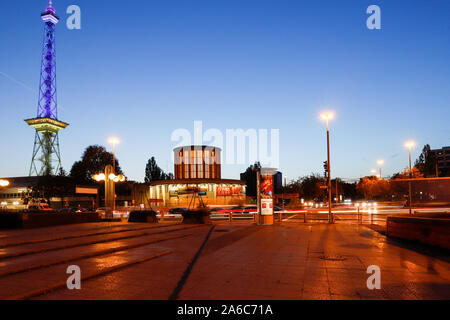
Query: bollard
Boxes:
[
  {"xmin": 304, "ymin": 211, "xmax": 308, "ymax": 223},
  {"xmin": 161, "ymin": 210, "xmax": 165, "ymax": 222},
  {"xmin": 371, "ymin": 213, "xmax": 374, "ymax": 225},
  {"xmin": 253, "ymin": 212, "xmax": 257, "ymax": 223},
  {"xmin": 358, "ymin": 207, "xmax": 361, "ymax": 224},
  {"xmin": 229, "ymin": 212, "xmax": 233, "ymax": 222},
  {"xmin": 279, "ymin": 211, "xmax": 282, "ymax": 222}
]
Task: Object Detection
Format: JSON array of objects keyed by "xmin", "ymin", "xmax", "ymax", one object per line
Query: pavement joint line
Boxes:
[
  {"xmin": 0, "ymin": 224, "xmax": 205, "ymax": 261},
  {"xmin": 0, "ymin": 233, "xmax": 193, "ymax": 279},
  {"xmin": 169, "ymin": 225, "xmax": 216, "ymax": 300},
  {"xmin": 0, "ymin": 223, "xmax": 179, "ymax": 248},
  {"xmin": 0, "ymin": 223, "xmax": 130, "ymax": 241},
  {"xmin": 7, "ymin": 250, "xmax": 173, "ymax": 300}
]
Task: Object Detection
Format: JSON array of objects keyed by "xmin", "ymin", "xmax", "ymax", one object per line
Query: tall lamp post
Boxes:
[
  {"xmin": 108, "ymin": 137, "xmax": 120, "ymax": 210},
  {"xmin": 377, "ymin": 159, "xmax": 384, "ymax": 179},
  {"xmin": 108, "ymin": 137, "xmax": 120, "ymax": 173},
  {"xmin": 405, "ymin": 141, "xmax": 415, "ymax": 215},
  {"xmin": 321, "ymin": 113, "xmax": 334, "ymax": 224},
  {"xmin": 93, "ymin": 166, "xmax": 126, "ymax": 218}
]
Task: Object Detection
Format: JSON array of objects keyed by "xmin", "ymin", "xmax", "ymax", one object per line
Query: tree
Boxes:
[
  {"xmin": 392, "ymin": 166, "xmax": 424, "ymax": 180},
  {"xmin": 70, "ymin": 145, "xmax": 123, "ymax": 184},
  {"xmin": 29, "ymin": 174, "xmax": 74, "ymax": 206},
  {"xmin": 414, "ymin": 144, "xmax": 437, "ymax": 177},
  {"xmin": 144, "ymin": 157, "xmax": 173, "ymax": 182},
  {"xmin": 165, "ymin": 172, "xmax": 175, "ymax": 180},
  {"xmin": 356, "ymin": 176, "xmax": 390, "ymax": 200},
  {"xmin": 282, "ymin": 174, "xmax": 327, "ymax": 201},
  {"xmin": 299, "ymin": 174, "xmax": 326, "ymax": 201},
  {"xmin": 58, "ymin": 167, "xmax": 68, "ymax": 177},
  {"xmin": 240, "ymin": 162, "xmax": 261, "ymax": 197}
]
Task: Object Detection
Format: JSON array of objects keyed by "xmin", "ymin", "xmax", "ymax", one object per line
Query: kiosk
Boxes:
[{"xmin": 256, "ymin": 168, "xmax": 277, "ymax": 225}]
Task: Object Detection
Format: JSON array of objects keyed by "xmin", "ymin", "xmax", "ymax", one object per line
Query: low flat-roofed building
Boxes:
[
  {"xmin": 0, "ymin": 176, "xmax": 38, "ymax": 209},
  {"xmin": 140, "ymin": 145, "xmax": 246, "ymax": 208}
]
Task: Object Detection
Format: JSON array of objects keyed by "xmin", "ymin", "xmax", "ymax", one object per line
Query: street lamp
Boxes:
[
  {"xmin": 321, "ymin": 112, "xmax": 334, "ymax": 224},
  {"xmin": 377, "ymin": 159, "xmax": 384, "ymax": 179},
  {"xmin": 93, "ymin": 173, "xmax": 126, "ymax": 183},
  {"xmin": 93, "ymin": 166, "xmax": 126, "ymax": 218},
  {"xmin": 108, "ymin": 137, "xmax": 120, "ymax": 173},
  {"xmin": 404, "ymin": 141, "xmax": 415, "ymax": 215},
  {"xmin": 108, "ymin": 137, "xmax": 120, "ymax": 212}
]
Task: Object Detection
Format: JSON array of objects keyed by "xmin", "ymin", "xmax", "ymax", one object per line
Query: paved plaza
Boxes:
[{"xmin": 0, "ymin": 221, "xmax": 448, "ymax": 300}]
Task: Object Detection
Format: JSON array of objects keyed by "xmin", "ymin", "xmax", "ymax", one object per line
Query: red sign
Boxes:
[
  {"xmin": 216, "ymin": 186, "xmax": 240, "ymax": 196},
  {"xmin": 260, "ymin": 175, "xmax": 273, "ymax": 197}
]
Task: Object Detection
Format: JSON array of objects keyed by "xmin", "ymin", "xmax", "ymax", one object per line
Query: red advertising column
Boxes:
[{"xmin": 259, "ymin": 168, "xmax": 277, "ymax": 225}]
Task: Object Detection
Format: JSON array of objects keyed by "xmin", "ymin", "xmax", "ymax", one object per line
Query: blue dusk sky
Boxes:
[{"xmin": 0, "ymin": 0, "xmax": 449, "ymax": 182}]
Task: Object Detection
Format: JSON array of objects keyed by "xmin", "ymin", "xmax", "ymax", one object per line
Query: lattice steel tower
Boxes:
[{"xmin": 25, "ymin": 1, "xmax": 68, "ymax": 176}]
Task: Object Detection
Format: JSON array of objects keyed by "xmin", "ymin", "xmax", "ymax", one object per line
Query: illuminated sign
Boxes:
[
  {"xmin": 75, "ymin": 186, "xmax": 98, "ymax": 195},
  {"xmin": 261, "ymin": 198, "xmax": 273, "ymax": 216},
  {"xmin": 216, "ymin": 186, "xmax": 241, "ymax": 196}
]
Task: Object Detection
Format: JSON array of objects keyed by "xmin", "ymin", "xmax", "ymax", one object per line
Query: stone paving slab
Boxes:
[{"xmin": 0, "ymin": 222, "xmax": 448, "ymax": 300}]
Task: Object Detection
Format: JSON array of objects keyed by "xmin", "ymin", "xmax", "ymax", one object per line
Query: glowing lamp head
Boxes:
[
  {"xmin": 377, "ymin": 160, "xmax": 384, "ymax": 166},
  {"xmin": 108, "ymin": 137, "xmax": 120, "ymax": 145},
  {"xmin": 320, "ymin": 113, "xmax": 334, "ymax": 121},
  {"xmin": 404, "ymin": 141, "xmax": 415, "ymax": 149},
  {"xmin": 93, "ymin": 173, "xmax": 105, "ymax": 181}
]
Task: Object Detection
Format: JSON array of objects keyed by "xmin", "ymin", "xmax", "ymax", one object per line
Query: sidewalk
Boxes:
[{"xmin": 34, "ymin": 222, "xmax": 450, "ymax": 300}]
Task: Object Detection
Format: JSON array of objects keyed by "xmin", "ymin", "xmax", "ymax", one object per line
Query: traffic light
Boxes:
[{"xmin": 323, "ymin": 161, "xmax": 328, "ymax": 171}]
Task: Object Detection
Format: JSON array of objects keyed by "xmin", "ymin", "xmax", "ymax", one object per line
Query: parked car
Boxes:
[{"xmin": 25, "ymin": 203, "xmax": 54, "ymax": 212}]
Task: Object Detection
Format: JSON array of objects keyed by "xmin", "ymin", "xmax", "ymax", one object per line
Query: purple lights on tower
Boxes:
[
  {"xmin": 25, "ymin": 1, "xmax": 68, "ymax": 176},
  {"xmin": 37, "ymin": 0, "xmax": 59, "ymax": 119}
]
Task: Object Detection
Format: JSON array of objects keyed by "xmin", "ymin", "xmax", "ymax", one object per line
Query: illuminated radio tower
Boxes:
[{"xmin": 25, "ymin": 1, "xmax": 68, "ymax": 176}]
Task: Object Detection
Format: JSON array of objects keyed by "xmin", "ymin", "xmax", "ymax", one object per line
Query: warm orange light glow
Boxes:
[
  {"xmin": 108, "ymin": 137, "xmax": 120, "ymax": 145},
  {"xmin": 0, "ymin": 179, "xmax": 10, "ymax": 187},
  {"xmin": 93, "ymin": 172, "xmax": 126, "ymax": 183},
  {"xmin": 93, "ymin": 173, "xmax": 105, "ymax": 181},
  {"xmin": 404, "ymin": 141, "xmax": 415, "ymax": 149},
  {"xmin": 370, "ymin": 169, "xmax": 377, "ymax": 174},
  {"xmin": 320, "ymin": 113, "xmax": 334, "ymax": 120},
  {"xmin": 377, "ymin": 159, "xmax": 384, "ymax": 166}
]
